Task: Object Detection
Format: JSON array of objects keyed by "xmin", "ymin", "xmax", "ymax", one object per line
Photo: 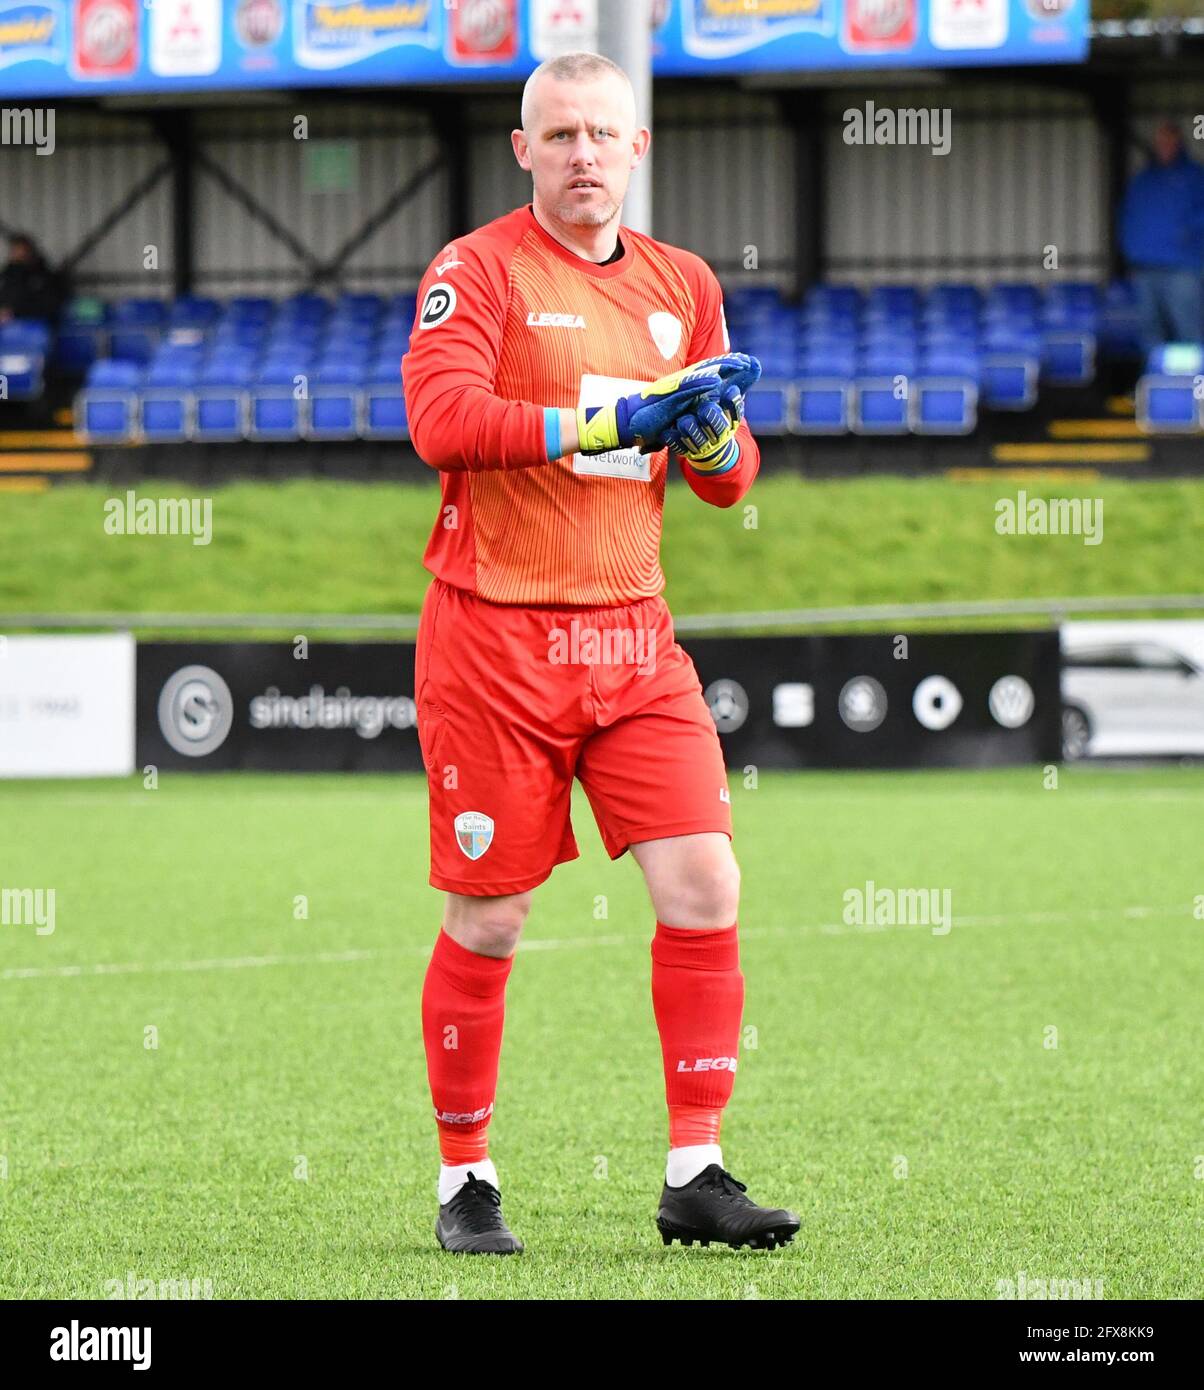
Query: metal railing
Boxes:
[{"xmin": 4, "ymin": 594, "xmax": 1204, "ymax": 636}]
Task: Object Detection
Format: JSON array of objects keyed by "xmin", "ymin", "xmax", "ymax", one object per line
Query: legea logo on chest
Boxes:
[{"xmin": 526, "ymin": 311, "xmax": 586, "ymax": 329}]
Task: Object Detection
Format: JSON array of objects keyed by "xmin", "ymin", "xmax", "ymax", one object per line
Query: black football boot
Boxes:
[
  {"xmin": 657, "ymin": 1164, "xmax": 799, "ymax": 1251},
  {"xmin": 436, "ymin": 1171, "xmax": 524, "ymax": 1255}
]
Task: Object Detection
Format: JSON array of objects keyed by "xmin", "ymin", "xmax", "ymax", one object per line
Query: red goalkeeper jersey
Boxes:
[{"xmin": 401, "ymin": 204, "xmax": 759, "ymax": 606}]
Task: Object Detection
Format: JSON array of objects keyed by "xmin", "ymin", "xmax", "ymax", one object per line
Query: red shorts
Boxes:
[{"xmin": 414, "ymin": 577, "xmax": 733, "ymax": 896}]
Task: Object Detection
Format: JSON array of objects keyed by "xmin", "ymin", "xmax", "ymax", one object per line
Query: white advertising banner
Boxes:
[{"xmin": 0, "ymin": 634, "xmax": 136, "ymax": 777}]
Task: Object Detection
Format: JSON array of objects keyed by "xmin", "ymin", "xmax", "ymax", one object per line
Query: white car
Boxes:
[{"xmin": 1061, "ymin": 640, "xmax": 1204, "ymax": 759}]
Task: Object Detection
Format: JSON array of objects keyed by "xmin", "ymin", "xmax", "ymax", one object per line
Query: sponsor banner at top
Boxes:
[
  {"xmin": 293, "ymin": 0, "xmax": 438, "ymax": 71},
  {"xmin": 0, "ymin": 0, "xmax": 1085, "ymax": 97}
]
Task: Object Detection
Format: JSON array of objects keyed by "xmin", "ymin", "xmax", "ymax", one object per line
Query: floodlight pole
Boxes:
[{"xmin": 597, "ymin": 0, "xmax": 652, "ymax": 236}]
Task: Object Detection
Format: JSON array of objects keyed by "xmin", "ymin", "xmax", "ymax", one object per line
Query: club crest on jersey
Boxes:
[
  {"xmin": 526, "ymin": 311, "xmax": 586, "ymax": 328},
  {"xmin": 454, "ymin": 811, "xmax": 494, "ymax": 860},
  {"xmin": 648, "ymin": 311, "xmax": 682, "ymax": 360},
  {"xmin": 419, "ymin": 283, "xmax": 457, "ymax": 329}
]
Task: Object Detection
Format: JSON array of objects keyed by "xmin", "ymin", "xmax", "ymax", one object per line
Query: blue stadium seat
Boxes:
[
  {"xmin": 336, "ymin": 292, "xmax": 385, "ymax": 319},
  {"xmin": 108, "ymin": 328, "xmax": 159, "ymax": 363},
  {"xmin": 922, "ymin": 308, "xmax": 978, "ymax": 339},
  {"xmin": 725, "ymin": 286, "xmax": 785, "ymax": 320},
  {"xmin": 911, "ymin": 348, "xmax": 978, "ymax": 434},
  {"xmin": 54, "ymin": 325, "xmax": 103, "ymax": 372},
  {"xmin": 928, "ymin": 283, "xmax": 981, "ymax": 314},
  {"xmin": 852, "ymin": 348, "xmax": 914, "ymax": 434},
  {"xmin": 1136, "ymin": 343, "xmax": 1203, "ymax": 432},
  {"xmin": 851, "ymin": 379, "xmax": 910, "ymax": 434},
  {"xmin": 112, "ymin": 297, "xmax": 167, "ymax": 325},
  {"xmin": 0, "ymin": 349, "xmax": 43, "ymax": 399},
  {"xmin": 1136, "ymin": 379, "xmax": 1199, "ymax": 432},
  {"xmin": 140, "ymin": 353, "xmax": 202, "ymax": 441},
  {"xmin": 376, "ymin": 331, "xmax": 409, "ymax": 360},
  {"xmin": 227, "ymin": 296, "xmax": 274, "ymax": 323},
  {"xmin": 0, "ymin": 319, "xmax": 51, "ymax": 354},
  {"xmin": 868, "ymin": 284, "xmax": 920, "ymax": 318},
  {"xmin": 363, "ymin": 377, "xmax": 408, "ymax": 439},
  {"xmin": 279, "ymin": 293, "xmax": 330, "ymax": 325},
  {"xmin": 250, "ymin": 356, "xmax": 312, "ymax": 440},
  {"xmin": 1045, "ymin": 281, "xmax": 1099, "ymax": 332},
  {"xmin": 988, "ymin": 283, "xmax": 1041, "ymax": 318},
  {"xmin": 193, "ymin": 354, "xmax": 255, "ymax": 440},
  {"xmin": 324, "ymin": 322, "xmax": 378, "ymax": 353},
  {"xmin": 249, "ymin": 392, "xmax": 303, "ymax": 440},
  {"xmin": 921, "ymin": 328, "xmax": 979, "ymax": 355},
  {"xmin": 77, "ymin": 359, "xmax": 142, "ymax": 440},
  {"xmin": 56, "ymin": 299, "xmax": 109, "ymax": 372},
  {"xmin": 108, "ymin": 298, "xmax": 167, "ymax": 363},
  {"xmin": 214, "ymin": 320, "xmax": 269, "ymax": 351},
  {"xmin": 0, "ymin": 320, "xmax": 49, "ymax": 397},
  {"xmin": 864, "ymin": 307, "xmax": 919, "ymax": 335},
  {"xmin": 794, "ymin": 375, "xmax": 850, "ymax": 434},
  {"xmin": 386, "ymin": 292, "xmax": 418, "ymax": 326},
  {"xmin": 266, "ymin": 320, "xmax": 322, "ymax": 350},
  {"xmin": 746, "ymin": 340, "xmax": 796, "ymax": 379},
  {"xmin": 807, "ymin": 284, "xmax": 861, "ymax": 312},
  {"xmin": 861, "ymin": 312, "xmax": 914, "ymax": 337},
  {"xmin": 741, "ymin": 379, "xmax": 788, "ymax": 434},
  {"xmin": 981, "ymin": 352, "xmax": 1038, "ymax": 410},
  {"xmin": 170, "ymin": 296, "xmax": 222, "ymax": 329},
  {"xmin": 1041, "ymin": 330, "xmax": 1095, "ymax": 385},
  {"xmin": 798, "ymin": 336, "xmax": 856, "ymax": 369},
  {"xmin": 369, "ymin": 352, "xmax": 402, "ymax": 382},
  {"xmin": 910, "ymin": 381, "xmax": 978, "ymax": 434},
  {"xmin": 309, "ymin": 361, "xmax": 364, "ymax": 440},
  {"xmin": 1100, "ymin": 281, "xmax": 1143, "ymax": 358}
]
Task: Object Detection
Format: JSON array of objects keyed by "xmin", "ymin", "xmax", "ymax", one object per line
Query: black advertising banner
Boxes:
[
  {"xmin": 681, "ymin": 630, "xmax": 1062, "ymax": 770},
  {"xmin": 136, "ymin": 642, "xmax": 422, "ymax": 772},
  {"xmin": 135, "ymin": 632, "xmax": 1061, "ymax": 773}
]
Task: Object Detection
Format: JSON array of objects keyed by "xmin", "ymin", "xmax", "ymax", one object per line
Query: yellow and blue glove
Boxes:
[
  {"xmin": 664, "ymin": 355, "xmax": 761, "ymax": 474},
  {"xmin": 574, "ymin": 353, "xmax": 757, "ymax": 456}
]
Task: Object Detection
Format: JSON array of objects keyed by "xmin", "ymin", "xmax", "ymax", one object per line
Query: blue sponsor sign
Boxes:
[
  {"xmin": 0, "ymin": 0, "xmax": 66, "ymax": 71},
  {"xmin": 0, "ymin": 0, "xmax": 1086, "ymax": 98}
]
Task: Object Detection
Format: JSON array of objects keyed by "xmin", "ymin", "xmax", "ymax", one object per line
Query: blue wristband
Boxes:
[
  {"xmin": 543, "ymin": 407, "xmax": 562, "ymax": 461},
  {"xmin": 688, "ymin": 438, "xmax": 740, "ymax": 477}
]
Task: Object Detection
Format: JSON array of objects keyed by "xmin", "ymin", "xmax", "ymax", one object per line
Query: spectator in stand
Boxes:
[
  {"xmin": 0, "ymin": 233, "xmax": 68, "ymax": 324},
  {"xmin": 1119, "ymin": 121, "xmax": 1204, "ymax": 353}
]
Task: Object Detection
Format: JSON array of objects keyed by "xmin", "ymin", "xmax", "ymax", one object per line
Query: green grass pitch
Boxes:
[{"xmin": 1, "ymin": 764, "xmax": 1201, "ymax": 1300}]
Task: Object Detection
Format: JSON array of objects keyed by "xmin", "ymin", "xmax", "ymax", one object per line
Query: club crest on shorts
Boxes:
[{"xmin": 454, "ymin": 811, "xmax": 494, "ymax": 860}]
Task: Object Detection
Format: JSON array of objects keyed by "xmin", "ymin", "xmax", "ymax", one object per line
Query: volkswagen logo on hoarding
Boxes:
[
  {"xmin": 158, "ymin": 665, "xmax": 234, "ymax": 757},
  {"xmin": 988, "ymin": 675, "xmax": 1035, "ymax": 729}
]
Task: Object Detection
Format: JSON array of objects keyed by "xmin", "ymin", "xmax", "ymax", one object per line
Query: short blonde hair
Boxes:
[{"xmin": 520, "ymin": 51, "xmax": 635, "ymax": 131}]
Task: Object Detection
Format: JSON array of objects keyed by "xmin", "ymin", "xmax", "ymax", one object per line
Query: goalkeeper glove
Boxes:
[
  {"xmin": 665, "ymin": 355, "xmax": 761, "ymax": 474},
  {"xmin": 575, "ymin": 352, "xmax": 757, "ymax": 456}
]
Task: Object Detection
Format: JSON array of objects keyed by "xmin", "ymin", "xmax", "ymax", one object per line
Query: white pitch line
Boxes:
[
  {"xmin": 1, "ymin": 903, "xmax": 1195, "ymax": 982},
  {"xmin": 0, "ymin": 948, "xmax": 378, "ymax": 981},
  {"xmin": 761, "ymin": 902, "xmax": 1194, "ymax": 938}
]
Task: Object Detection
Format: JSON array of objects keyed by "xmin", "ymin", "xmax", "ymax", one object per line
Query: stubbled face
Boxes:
[
  {"xmin": 1154, "ymin": 124, "xmax": 1181, "ymax": 165},
  {"xmin": 513, "ymin": 75, "xmax": 647, "ymax": 230}
]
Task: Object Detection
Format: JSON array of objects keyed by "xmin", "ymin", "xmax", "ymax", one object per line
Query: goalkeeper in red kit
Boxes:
[{"xmin": 402, "ymin": 50, "xmax": 799, "ymax": 1255}]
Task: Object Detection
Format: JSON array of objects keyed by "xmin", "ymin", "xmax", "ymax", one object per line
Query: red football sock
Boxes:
[
  {"xmin": 421, "ymin": 928, "xmax": 513, "ymax": 1165},
  {"xmin": 651, "ymin": 921, "xmax": 744, "ymax": 1149}
]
